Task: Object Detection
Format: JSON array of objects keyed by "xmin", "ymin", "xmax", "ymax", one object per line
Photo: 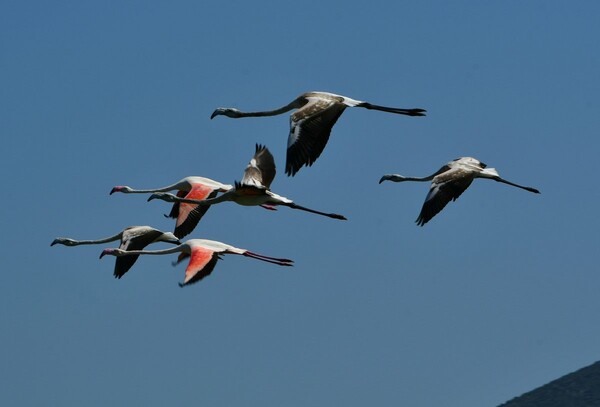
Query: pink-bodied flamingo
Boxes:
[
  {"xmin": 51, "ymin": 226, "xmax": 181, "ymax": 278},
  {"xmin": 379, "ymin": 157, "xmax": 540, "ymax": 226},
  {"xmin": 100, "ymin": 238, "xmax": 293, "ymax": 287},
  {"xmin": 148, "ymin": 144, "xmax": 347, "ymax": 220},
  {"xmin": 110, "ymin": 177, "xmax": 233, "ymax": 238},
  {"xmin": 211, "ymin": 91, "xmax": 426, "ymax": 176}
]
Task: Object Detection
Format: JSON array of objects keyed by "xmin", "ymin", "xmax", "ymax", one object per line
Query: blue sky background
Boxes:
[{"xmin": 2, "ymin": 1, "xmax": 599, "ymax": 406}]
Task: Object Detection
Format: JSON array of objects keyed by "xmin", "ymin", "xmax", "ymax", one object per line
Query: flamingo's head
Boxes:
[
  {"xmin": 159, "ymin": 232, "xmax": 181, "ymax": 245},
  {"xmin": 147, "ymin": 192, "xmax": 177, "ymax": 203},
  {"xmin": 51, "ymin": 237, "xmax": 77, "ymax": 247},
  {"xmin": 211, "ymin": 107, "xmax": 242, "ymax": 119},
  {"xmin": 100, "ymin": 248, "xmax": 125, "ymax": 259},
  {"xmin": 379, "ymin": 174, "xmax": 406, "ymax": 184},
  {"xmin": 110, "ymin": 185, "xmax": 132, "ymax": 195}
]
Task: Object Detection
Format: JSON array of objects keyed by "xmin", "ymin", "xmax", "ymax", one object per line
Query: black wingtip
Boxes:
[{"xmin": 285, "ymin": 161, "xmax": 300, "ymax": 177}]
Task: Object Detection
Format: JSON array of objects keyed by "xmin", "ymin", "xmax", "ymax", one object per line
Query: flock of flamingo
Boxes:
[{"xmin": 52, "ymin": 91, "xmax": 540, "ymax": 286}]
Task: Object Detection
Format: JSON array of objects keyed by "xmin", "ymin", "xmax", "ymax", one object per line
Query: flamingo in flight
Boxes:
[
  {"xmin": 110, "ymin": 177, "xmax": 233, "ymax": 238},
  {"xmin": 379, "ymin": 157, "xmax": 540, "ymax": 226},
  {"xmin": 211, "ymin": 91, "xmax": 426, "ymax": 176},
  {"xmin": 148, "ymin": 144, "xmax": 347, "ymax": 221},
  {"xmin": 51, "ymin": 226, "xmax": 181, "ymax": 278},
  {"xmin": 100, "ymin": 239, "xmax": 293, "ymax": 287}
]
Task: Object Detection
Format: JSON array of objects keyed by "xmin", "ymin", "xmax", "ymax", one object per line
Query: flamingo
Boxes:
[
  {"xmin": 211, "ymin": 91, "xmax": 426, "ymax": 176},
  {"xmin": 147, "ymin": 144, "xmax": 347, "ymax": 220},
  {"xmin": 100, "ymin": 239, "xmax": 293, "ymax": 287},
  {"xmin": 51, "ymin": 226, "xmax": 181, "ymax": 278},
  {"xmin": 110, "ymin": 177, "xmax": 233, "ymax": 238},
  {"xmin": 379, "ymin": 157, "xmax": 540, "ymax": 226}
]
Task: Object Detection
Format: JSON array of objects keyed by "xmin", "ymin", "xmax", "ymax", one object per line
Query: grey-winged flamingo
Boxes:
[
  {"xmin": 211, "ymin": 91, "xmax": 426, "ymax": 176},
  {"xmin": 51, "ymin": 225, "xmax": 181, "ymax": 278},
  {"xmin": 379, "ymin": 157, "xmax": 540, "ymax": 226}
]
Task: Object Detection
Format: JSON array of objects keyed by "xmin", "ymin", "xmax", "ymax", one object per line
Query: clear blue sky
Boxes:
[{"xmin": 2, "ymin": 1, "xmax": 598, "ymax": 406}]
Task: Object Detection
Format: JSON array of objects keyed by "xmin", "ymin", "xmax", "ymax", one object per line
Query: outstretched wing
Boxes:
[
  {"xmin": 180, "ymin": 246, "xmax": 220, "ymax": 286},
  {"xmin": 286, "ymin": 97, "xmax": 347, "ymax": 176},
  {"xmin": 174, "ymin": 186, "xmax": 219, "ymax": 238},
  {"xmin": 112, "ymin": 227, "xmax": 165, "ymax": 278},
  {"xmin": 241, "ymin": 144, "xmax": 276, "ymax": 189},
  {"xmin": 416, "ymin": 168, "xmax": 474, "ymax": 226},
  {"xmin": 165, "ymin": 190, "xmax": 188, "ymax": 219}
]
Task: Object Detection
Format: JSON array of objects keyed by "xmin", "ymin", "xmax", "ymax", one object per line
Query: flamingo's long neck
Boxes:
[
  {"xmin": 163, "ymin": 191, "xmax": 233, "ymax": 206},
  {"xmin": 69, "ymin": 233, "xmax": 122, "ymax": 245},
  {"xmin": 125, "ymin": 182, "xmax": 184, "ymax": 193},
  {"xmin": 402, "ymin": 175, "xmax": 436, "ymax": 182},
  {"xmin": 116, "ymin": 245, "xmax": 185, "ymax": 256},
  {"xmin": 236, "ymin": 100, "xmax": 301, "ymax": 117},
  {"xmin": 382, "ymin": 174, "xmax": 435, "ymax": 183},
  {"xmin": 394, "ymin": 164, "xmax": 455, "ymax": 183}
]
